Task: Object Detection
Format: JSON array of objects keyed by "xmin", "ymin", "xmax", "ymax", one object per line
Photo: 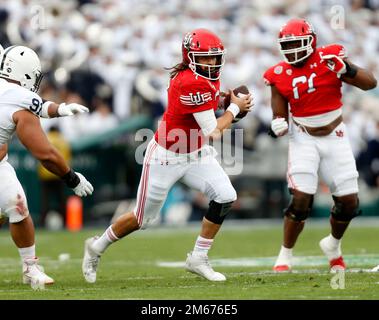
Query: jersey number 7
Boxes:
[{"xmin": 292, "ymin": 72, "xmax": 316, "ymax": 99}]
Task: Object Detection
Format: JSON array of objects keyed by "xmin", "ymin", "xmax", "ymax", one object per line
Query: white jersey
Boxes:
[{"xmin": 0, "ymin": 78, "xmax": 43, "ymax": 145}]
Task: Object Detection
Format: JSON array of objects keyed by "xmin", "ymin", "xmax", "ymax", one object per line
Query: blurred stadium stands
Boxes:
[{"xmin": 1, "ymin": 0, "xmax": 378, "ymax": 226}]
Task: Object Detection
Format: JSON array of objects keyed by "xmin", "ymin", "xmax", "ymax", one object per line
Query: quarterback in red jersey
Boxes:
[
  {"xmin": 82, "ymin": 28, "xmax": 252, "ymax": 282},
  {"xmin": 264, "ymin": 18, "xmax": 377, "ymax": 273}
]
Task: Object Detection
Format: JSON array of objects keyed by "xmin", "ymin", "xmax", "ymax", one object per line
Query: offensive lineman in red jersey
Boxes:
[
  {"xmin": 82, "ymin": 29, "xmax": 252, "ymax": 282},
  {"xmin": 264, "ymin": 18, "xmax": 377, "ymax": 273}
]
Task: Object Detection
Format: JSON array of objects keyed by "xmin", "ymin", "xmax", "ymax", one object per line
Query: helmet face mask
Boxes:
[
  {"xmin": 188, "ymin": 51, "xmax": 225, "ymax": 80},
  {"xmin": 278, "ymin": 19, "xmax": 317, "ymax": 65},
  {"xmin": 182, "ymin": 29, "xmax": 226, "ymax": 81},
  {"xmin": 27, "ymin": 69, "xmax": 43, "ymax": 92},
  {"xmin": 278, "ymin": 35, "xmax": 314, "ymax": 64}
]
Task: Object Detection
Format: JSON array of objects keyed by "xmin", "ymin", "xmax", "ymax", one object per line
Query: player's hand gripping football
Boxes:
[
  {"xmin": 228, "ymin": 87, "xmax": 253, "ymax": 123},
  {"xmin": 57, "ymin": 103, "xmax": 89, "ymax": 117},
  {"xmin": 319, "ymin": 53, "xmax": 346, "ymax": 76},
  {"xmin": 230, "ymin": 89, "xmax": 253, "ymax": 112},
  {"xmin": 271, "ymin": 117, "xmax": 288, "ymax": 137},
  {"xmin": 72, "ymin": 172, "xmax": 94, "ymax": 197}
]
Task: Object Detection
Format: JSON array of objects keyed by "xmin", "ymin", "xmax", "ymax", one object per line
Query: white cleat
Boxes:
[
  {"xmin": 22, "ymin": 257, "xmax": 54, "ymax": 285},
  {"xmin": 185, "ymin": 252, "xmax": 226, "ymax": 281},
  {"xmin": 273, "ymin": 255, "xmax": 292, "ymax": 273},
  {"xmin": 273, "ymin": 247, "xmax": 292, "ymax": 273},
  {"xmin": 82, "ymin": 236, "xmax": 101, "ymax": 283},
  {"xmin": 371, "ymin": 265, "xmax": 379, "ymax": 272},
  {"xmin": 319, "ymin": 236, "xmax": 346, "ymax": 272}
]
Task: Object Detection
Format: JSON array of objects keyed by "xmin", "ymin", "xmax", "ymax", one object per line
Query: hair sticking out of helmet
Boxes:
[
  {"xmin": 278, "ymin": 18, "xmax": 317, "ymax": 65},
  {"xmin": 182, "ymin": 28, "xmax": 226, "ymax": 80}
]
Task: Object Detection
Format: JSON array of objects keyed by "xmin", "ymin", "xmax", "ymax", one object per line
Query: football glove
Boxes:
[
  {"xmin": 62, "ymin": 169, "xmax": 94, "ymax": 197},
  {"xmin": 320, "ymin": 54, "xmax": 346, "ymax": 76},
  {"xmin": 72, "ymin": 172, "xmax": 94, "ymax": 197},
  {"xmin": 58, "ymin": 103, "xmax": 89, "ymax": 117},
  {"xmin": 271, "ymin": 117, "xmax": 288, "ymax": 137}
]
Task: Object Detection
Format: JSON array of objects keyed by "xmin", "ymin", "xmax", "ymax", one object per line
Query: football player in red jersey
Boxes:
[
  {"xmin": 263, "ymin": 18, "xmax": 377, "ymax": 273},
  {"xmin": 82, "ymin": 29, "xmax": 253, "ymax": 282}
]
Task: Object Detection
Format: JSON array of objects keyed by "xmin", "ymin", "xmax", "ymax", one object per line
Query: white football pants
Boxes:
[
  {"xmin": 133, "ymin": 139, "xmax": 237, "ymax": 228},
  {"xmin": 287, "ymin": 120, "xmax": 358, "ymax": 196},
  {"xmin": 0, "ymin": 156, "xmax": 30, "ymax": 223}
]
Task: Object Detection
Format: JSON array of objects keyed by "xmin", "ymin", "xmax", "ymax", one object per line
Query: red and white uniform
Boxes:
[
  {"xmin": 264, "ymin": 44, "xmax": 359, "ymax": 196},
  {"xmin": 155, "ymin": 69, "xmax": 219, "ymax": 153},
  {"xmin": 134, "ymin": 69, "xmax": 236, "ymax": 228}
]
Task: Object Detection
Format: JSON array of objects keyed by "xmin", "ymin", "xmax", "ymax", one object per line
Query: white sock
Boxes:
[
  {"xmin": 193, "ymin": 236, "xmax": 214, "ymax": 256},
  {"xmin": 322, "ymin": 234, "xmax": 342, "ymax": 260},
  {"xmin": 327, "ymin": 234, "xmax": 341, "ymax": 248},
  {"xmin": 92, "ymin": 226, "xmax": 119, "ymax": 254},
  {"xmin": 278, "ymin": 245, "xmax": 293, "ymax": 259},
  {"xmin": 275, "ymin": 245, "xmax": 293, "ymax": 266},
  {"xmin": 18, "ymin": 244, "xmax": 36, "ymax": 262}
]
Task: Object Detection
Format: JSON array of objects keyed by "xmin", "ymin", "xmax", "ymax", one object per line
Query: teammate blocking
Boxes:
[
  {"xmin": 264, "ymin": 19, "xmax": 377, "ymax": 272},
  {"xmin": 0, "ymin": 45, "xmax": 94, "ymax": 285},
  {"xmin": 82, "ymin": 28, "xmax": 252, "ymax": 282}
]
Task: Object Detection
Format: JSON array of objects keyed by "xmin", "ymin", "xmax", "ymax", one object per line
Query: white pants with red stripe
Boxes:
[
  {"xmin": 0, "ymin": 155, "xmax": 30, "ymax": 223},
  {"xmin": 133, "ymin": 139, "xmax": 237, "ymax": 228},
  {"xmin": 287, "ymin": 121, "xmax": 358, "ymax": 196}
]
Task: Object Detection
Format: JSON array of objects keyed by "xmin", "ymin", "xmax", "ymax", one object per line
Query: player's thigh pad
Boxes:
[
  {"xmin": 0, "ymin": 161, "xmax": 29, "ymax": 223},
  {"xmin": 182, "ymin": 155, "xmax": 237, "ymax": 203},
  {"xmin": 319, "ymin": 123, "xmax": 359, "ymax": 197},
  {"xmin": 133, "ymin": 141, "xmax": 183, "ymax": 228},
  {"xmin": 287, "ymin": 133, "xmax": 320, "ymax": 195}
]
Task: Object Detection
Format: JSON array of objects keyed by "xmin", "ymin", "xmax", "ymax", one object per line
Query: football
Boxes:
[{"xmin": 221, "ymin": 85, "xmax": 250, "ymax": 123}]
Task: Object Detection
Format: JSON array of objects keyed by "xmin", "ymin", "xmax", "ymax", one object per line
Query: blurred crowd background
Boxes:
[{"xmin": 0, "ymin": 0, "xmax": 378, "ymax": 229}]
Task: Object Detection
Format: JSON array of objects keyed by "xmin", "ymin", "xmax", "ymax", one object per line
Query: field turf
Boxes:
[{"xmin": 0, "ymin": 220, "xmax": 378, "ymax": 300}]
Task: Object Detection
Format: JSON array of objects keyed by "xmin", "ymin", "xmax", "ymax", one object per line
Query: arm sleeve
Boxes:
[
  {"xmin": 179, "ymin": 80, "xmax": 216, "ymax": 114},
  {"xmin": 193, "ymin": 109, "xmax": 217, "ymax": 137}
]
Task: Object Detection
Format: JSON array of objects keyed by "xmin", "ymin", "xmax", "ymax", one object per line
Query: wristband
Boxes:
[
  {"xmin": 226, "ymin": 103, "xmax": 240, "ymax": 118},
  {"xmin": 343, "ymin": 61, "xmax": 358, "ymax": 78},
  {"xmin": 41, "ymin": 101, "xmax": 53, "ymax": 118},
  {"xmin": 61, "ymin": 169, "xmax": 80, "ymax": 188}
]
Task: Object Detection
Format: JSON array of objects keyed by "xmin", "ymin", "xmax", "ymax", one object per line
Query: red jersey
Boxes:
[
  {"xmin": 155, "ymin": 69, "xmax": 220, "ymax": 153},
  {"xmin": 263, "ymin": 44, "xmax": 347, "ymax": 117}
]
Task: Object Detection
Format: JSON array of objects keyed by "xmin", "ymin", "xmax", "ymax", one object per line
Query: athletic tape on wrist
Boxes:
[
  {"xmin": 226, "ymin": 103, "xmax": 240, "ymax": 118},
  {"xmin": 41, "ymin": 101, "xmax": 53, "ymax": 118}
]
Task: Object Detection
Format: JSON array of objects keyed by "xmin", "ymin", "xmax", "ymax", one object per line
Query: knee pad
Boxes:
[
  {"xmin": 284, "ymin": 192, "xmax": 314, "ymax": 222},
  {"xmin": 205, "ymin": 200, "xmax": 233, "ymax": 225},
  {"xmin": 331, "ymin": 195, "xmax": 361, "ymax": 222}
]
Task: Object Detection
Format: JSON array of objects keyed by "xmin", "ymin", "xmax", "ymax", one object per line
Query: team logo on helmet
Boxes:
[
  {"xmin": 183, "ymin": 32, "xmax": 193, "ymax": 50},
  {"xmin": 305, "ymin": 21, "xmax": 315, "ymax": 33}
]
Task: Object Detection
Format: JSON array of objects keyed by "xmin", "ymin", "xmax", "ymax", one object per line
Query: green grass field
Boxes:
[{"xmin": 0, "ymin": 220, "xmax": 379, "ymax": 300}]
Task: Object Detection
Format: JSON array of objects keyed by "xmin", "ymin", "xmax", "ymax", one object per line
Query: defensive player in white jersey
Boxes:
[
  {"xmin": 82, "ymin": 29, "xmax": 252, "ymax": 282},
  {"xmin": 0, "ymin": 45, "xmax": 94, "ymax": 285}
]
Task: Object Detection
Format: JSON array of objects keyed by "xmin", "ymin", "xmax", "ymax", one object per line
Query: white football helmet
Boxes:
[{"xmin": 0, "ymin": 45, "xmax": 43, "ymax": 92}]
